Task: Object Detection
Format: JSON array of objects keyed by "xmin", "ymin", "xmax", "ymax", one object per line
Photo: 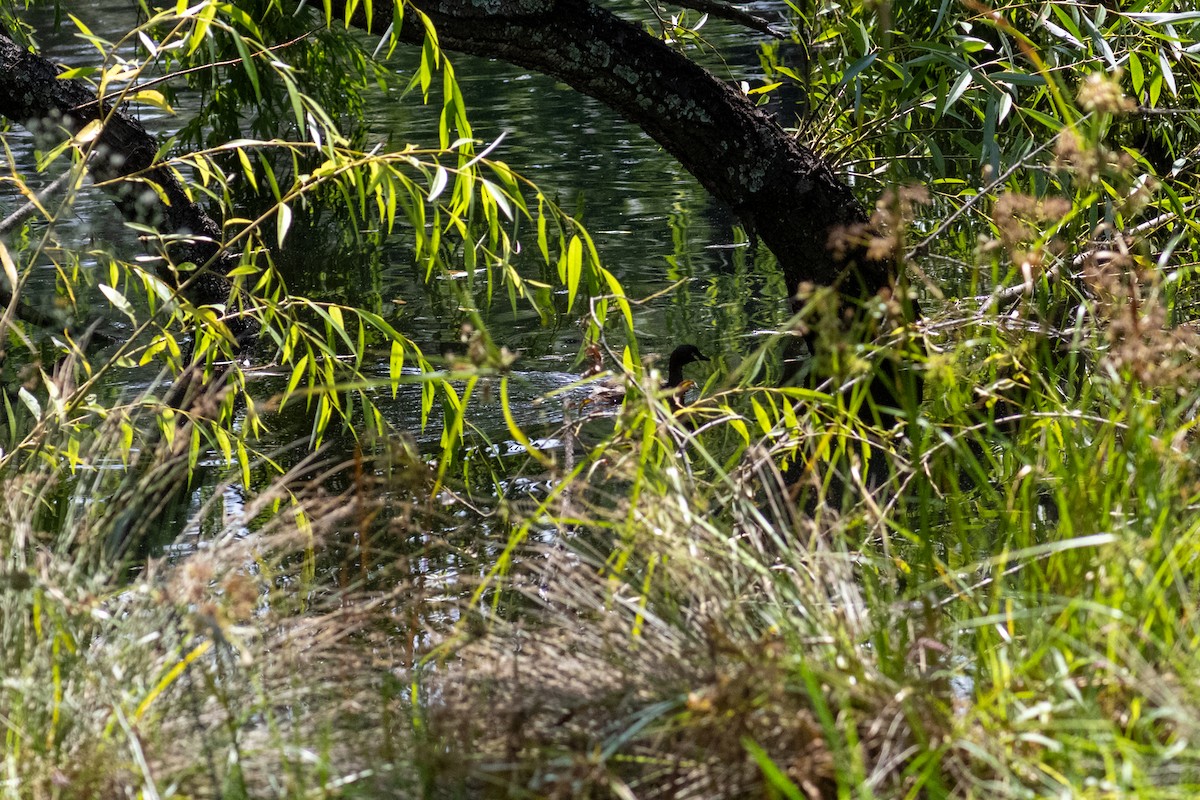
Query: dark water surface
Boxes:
[{"xmin": 8, "ymin": 2, "xmax": 793, "ymax": 536}]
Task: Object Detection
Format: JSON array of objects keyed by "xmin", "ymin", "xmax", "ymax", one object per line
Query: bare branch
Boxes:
[
  {"xmin": 663, "ymin": 0, "xmax": 784, "ymax": 39},
  {"xmin": 0, "ymin": 155, "xmax": 88, "ymax": 237}
]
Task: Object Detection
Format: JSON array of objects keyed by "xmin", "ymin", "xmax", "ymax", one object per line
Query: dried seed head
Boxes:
[{"xmin": 1078, "ymin": 70, "xmax": 1136, "ymax": 116}]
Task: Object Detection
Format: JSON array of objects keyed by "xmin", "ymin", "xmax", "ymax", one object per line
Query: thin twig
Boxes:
[
  {"xmin": 667, "ymin": 0, "xmax": 784, "ymax": 39},
  {"xmin": 906, "ymin": 134, "xmax": 1060, "ymax": 261},
  {"xmin": 1133, "ymin": 106, "xmax": 1200, "ymax": 116},
  {"xmin": 981, "ymin": 193, "xmax": 1192, "ymax": 312},
  {"xmin": 0, "ymin": 157, "xmax": 85, "ymax": 236}
]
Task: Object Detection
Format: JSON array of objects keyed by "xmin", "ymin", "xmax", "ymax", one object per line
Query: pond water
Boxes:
[
  {"xmin": 11, "ymin": 1, "xmax": 794, "ymax": 445},
  {"xmin": 2, "ymin": 2, "xmax": 810, "ymax": 568}
]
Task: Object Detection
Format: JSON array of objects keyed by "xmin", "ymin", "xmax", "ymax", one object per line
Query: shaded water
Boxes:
[{"xmin": 2, "ymin": 3, "xmax": 801, "ymax": 565}]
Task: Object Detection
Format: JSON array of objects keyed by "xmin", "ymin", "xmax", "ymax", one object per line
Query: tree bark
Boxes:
[{"xmin": 337, "ymin": 0, "xmax": 895, "ymax": 303}]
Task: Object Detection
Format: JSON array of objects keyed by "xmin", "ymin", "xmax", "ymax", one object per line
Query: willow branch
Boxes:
[{"xmin": 662, "ymin": 0, "xmax": 783, "ymax": 39}]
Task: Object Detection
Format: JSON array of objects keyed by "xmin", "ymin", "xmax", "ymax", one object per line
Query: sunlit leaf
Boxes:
[
  {"xmin": 0, "ymin": 241, "xmax": 17, "ymax": 291},
  {"xmin": 428, "ymin": 166, "xmax": 449, "ymax": 201},
  {"xmin": 481, "ymin": 179, "xmax": 513, "ymax": 220},
  {"xmin": 74, "ymin": 120, "xmax": 103, "ymax": 145},
  {"xmin": 17, "ymin": 387, "xmax": 41, "ymax": 420},
  {"xmin": 751, "ymin": 397, "xmax": 772, "ymax": 435},
  {"xmin": 98, "ymin": 283, "xmax": 135, "ymax": 320},
  {"xmin": 186, "ymin": 1, "xmax": 217, "ymax": 56},
  {"xmin": 565, "ymin": 235, "xmax": 582, "ymax": 313},
  {"xmin": 131, "ymin": 90, "xmax": 174, "ymax": 114},
  {"xmin": 1158, "ymin": 48, "xmax": 1177, "ymax": 96},
  {"xmin": 1128, "ymin": 51, "xmax": 1144, "ymax": 96},
  {"xmin": 277, "ymin": 202, "xmax": 293, "ymax": 248}
]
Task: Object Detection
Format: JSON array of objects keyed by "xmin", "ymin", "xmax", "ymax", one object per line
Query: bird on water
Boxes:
[
  {"xmin": 663, "ymin": 344, "xmax": 708, "ymax": 390},
  {"xmin": 581, "ymin": 343, "xmax": 710, "ymax": 408}
]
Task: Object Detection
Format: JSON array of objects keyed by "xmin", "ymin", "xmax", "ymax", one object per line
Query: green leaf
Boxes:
[
  {"xmin": 188, "ymin": 426, "xmax": 201, "ymax": 474},
  {"xmin": 751, "ymin": 397, "xmax": 772, "ymax": 435},
  {"xmin": 839, "ymin": 53, "xmax": 878, "ymax": 88},
  {"xmin": 389, "ymin": 339, "xmax": 405, "ymax": 398},
  {"xmin": 17, "ymin": 387, "xmax": 41, "ymax": 420},
  {"xmin": 728, "ymin": 415, "xmax": 750, "ymax": 445},
  {"xmin": 231, "ymin": 34, "xmax": 261, "ymax": 101},
  {"xmin": 131, "ymin": 90, "xmax": 174, "ymax": 114},
  {"xmin": 280, "ymin": 72, "xmax": 307, "ymax": 134},
  {"xmin": 1129, "ymin": 51, "xmax": 1144, "ymax": 97},
  {"xmin": 1043, "ymin": 15, "xmax": 1083, "ymax": 48},
  {"xmin": 284, "ymin": 354, "xmax": 309, "ymax": 408},
  {"xmin": 1124, "ymin": 11, "xmax": 1200, "ymax": 23},
  {"xmin": 98, "ymin": 283, "xmax": 135, "ymax": 321},
  {"xmin": 565, "ymin": 236, "xmax": 583, "ymax": 313},
  {"xmin": 940, "ymin": 69, "xmax": 974, "ymax": 119},
  {"xmin": 847, "ymin": 17, "xmax": 870, "ymax": 55},
  {"xmin": 1016, "ymin": 105, "xmax": 1066, "ymax": 133},
  {"xmin": 237, "ymin": 440, "xmax": 251, "ymax": 490},
  {"xmin": 57, "ymin": 66, "xmax": 98, "ymax": 80},
  {"xmin": 601, "ymin": 267, "xmax": 633, "ymax": 331},
  {"xmin": 186, "ymin": 2, "xmax": 217, "ymax": 56},
  {"xmin": 536, "ymin": 199, "xmax": 550, "ymax": 263},
  {"xmin": 68, "ymin": 13, "xmax": 94, "ymax": 39},
  {"xmin": 500, "ymin": 377, "xmax": 551, "ymax": 467},
  {"xmin": 1158, "ymin": 48, "xmax": 1177, "ymax": 97},
  {"xmin": 747, "ymin": 81, "xmax": 783, "ymax": 96},
  {"xmin": 743, "ymin": 739, "xmax": 804, "ymax": 800},
  {"xmin": 419, "ymin": 35, "xmax": 436, "ymax": 100},
  {"xmin": 482, "ymin": 179, "xmax": 513, "ymax": 220}
]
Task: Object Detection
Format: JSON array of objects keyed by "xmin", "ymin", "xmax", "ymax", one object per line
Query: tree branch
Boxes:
[
  {"xmin": 0, "ymin": 155, "xmax": 82, "ymax": 236},
  {"xmin": 0, "ymin": 30, "xmax": 235, "ymax": 307},
  {"xmin": 664, "ymin": 0, "xmax": 784, "ymax": 40},
  {"xmin": 334, "ymin": 0, "xmax": 892, "ymax": 301}
]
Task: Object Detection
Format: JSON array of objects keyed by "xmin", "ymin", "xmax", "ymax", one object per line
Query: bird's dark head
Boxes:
[
  {"xmin": 670, "ymin": 344, "xmax": 709, "ymax": 367},
  {"xmin": 666, "ymin": 344, "xmax": 709, "ymax": 387}
]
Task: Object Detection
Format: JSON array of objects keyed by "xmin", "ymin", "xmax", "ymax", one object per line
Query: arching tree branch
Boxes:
[
  {"xmin": 336, "ymin": 0, "xmax": 895, "ymax": 303},
  {"xmin": 663, "ymin": 0, "xmax": 784, "ymax": 40}
]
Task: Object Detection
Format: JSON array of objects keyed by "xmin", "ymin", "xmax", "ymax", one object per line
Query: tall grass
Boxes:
[
  {"xmin": 9, "ymin": 261, "xmax": 1200, "ymax": 797},
  {"xmin": 399, "ymin": 267, "xmax": 1200, "ymax": 797}
]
